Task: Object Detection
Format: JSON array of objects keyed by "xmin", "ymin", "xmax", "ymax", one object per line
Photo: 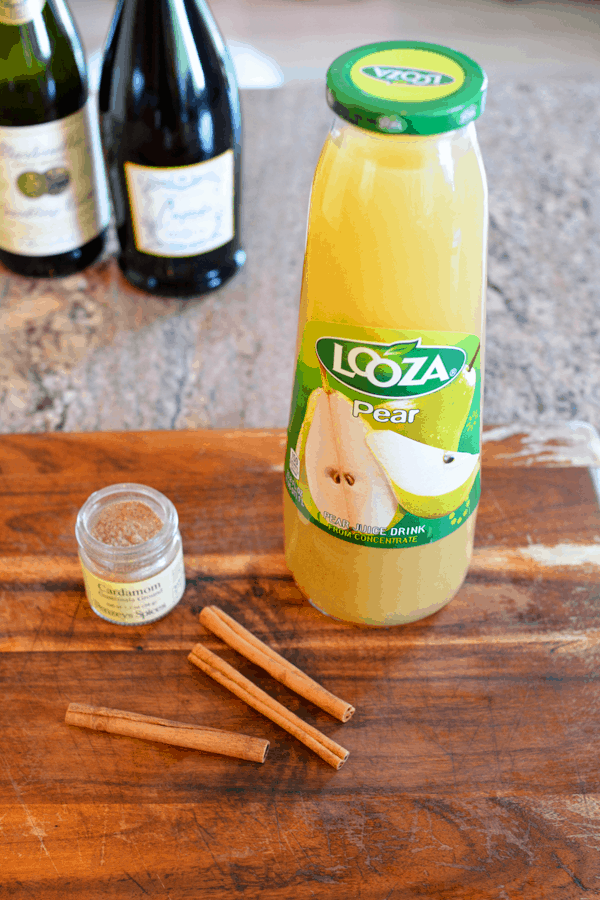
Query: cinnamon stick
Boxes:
[
  {"xmin": 65, "ymin": 702, "xmax": 269, "ymax": 763},
  {"xmin": 188, "ymin": 643, "xmax": 349, "ymax": 770},
  {"xmin": 199, "ymin": 605, "xmax": 355, "ymax": 723}
]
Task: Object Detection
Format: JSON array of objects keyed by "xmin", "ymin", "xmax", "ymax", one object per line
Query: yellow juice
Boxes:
[{"xmin": 284, "ymin": 42, "xmax": 488, "ymax": 625}]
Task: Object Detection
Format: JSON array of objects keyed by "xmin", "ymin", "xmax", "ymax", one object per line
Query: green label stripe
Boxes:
[
  {"xmin": 316, "ymin": 336, "xmax": 466, "ymax": 399},
  {"xmin": 360, "ymin": 65, "xmax": 455, "ymax": 87}
]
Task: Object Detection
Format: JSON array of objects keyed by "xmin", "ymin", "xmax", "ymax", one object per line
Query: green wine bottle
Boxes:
[{"xmin": 0, "ymin": 0, "xmax": 109, "ymax": 277}]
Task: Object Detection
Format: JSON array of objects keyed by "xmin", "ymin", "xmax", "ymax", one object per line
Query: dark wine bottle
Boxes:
[
  {"xmin": 99, "ymin": 0, "xmax": 245, "ymax": 298},
  {"xmin": 0, "ymin": 0, "xmax": 109, "ymax": 278}
]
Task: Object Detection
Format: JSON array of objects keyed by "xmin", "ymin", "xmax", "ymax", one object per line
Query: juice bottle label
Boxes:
[{"xmin": 285, "ymin": 321, "xmax": 481, "ymax": 548}]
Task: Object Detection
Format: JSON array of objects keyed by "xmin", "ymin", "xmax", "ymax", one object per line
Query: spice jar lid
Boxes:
[
  {"xmin": 326, "ymin": 41, "xmax": 487, "ymax": 136},
  {"xmin": 75, "ymin": 483, "xmax": 180, "ymax": 570}
]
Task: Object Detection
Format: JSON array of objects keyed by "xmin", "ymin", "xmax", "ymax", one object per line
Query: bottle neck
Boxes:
[
  {"xmin": 331, "ymin": 113, "xmax": 475, "ymax": 144},
  {"xmin": 99, "ymin": 0, "xmax": 240, "ymax": 159},
  {"xmin": 328, "ymin": 114, "xmax": 480, "ymax": 171},
  {"xmin": 0, "ymin": 0, "xmax": 87, "ymax": 125}
]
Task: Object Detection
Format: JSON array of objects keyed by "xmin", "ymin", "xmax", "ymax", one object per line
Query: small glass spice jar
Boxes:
[{"xmin": 76, "ymin": 483, "xmax": 185, "ymax": 625}]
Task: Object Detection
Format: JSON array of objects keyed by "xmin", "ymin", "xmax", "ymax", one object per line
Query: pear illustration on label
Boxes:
[
  {"xmin": 364, "ymin": 361, "xmax": 479, "ymax": 518},
  {"xmin": 299, "ymin": 388, "xmax": 398, "ymax": 530},
  {"xmin": 293, "ymin": 387, "xmax": 323, "ymax": 520},
  {"xmin": 366, "ymin": 430, "xmax": 479, "ymax": 518},
  {"xmin": 295, "ymin": 387, "xmax": 323, "ymax": 484},
  {"xmin": 410, "ymin": 363, "xmax": 477, "ymax": 450},
  {"xmin": 355, "ymin": 357, "xmax": 477, "ymax": 444}
]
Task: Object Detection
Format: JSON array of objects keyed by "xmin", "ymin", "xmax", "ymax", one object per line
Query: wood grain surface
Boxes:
[{"xmin": 1, "ymin": 428, "xmax": 599, "ymax": 899}]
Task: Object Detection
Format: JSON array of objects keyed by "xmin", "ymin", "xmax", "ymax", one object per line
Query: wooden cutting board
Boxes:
[{"xmin": 1, "ymin": 425, "xmax": 599, "ymax": 899}]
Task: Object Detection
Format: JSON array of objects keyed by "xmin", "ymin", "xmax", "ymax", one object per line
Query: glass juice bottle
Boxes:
[{"xmin": 283, "ymin": 42, "xmax": 488, "ymax": 626}]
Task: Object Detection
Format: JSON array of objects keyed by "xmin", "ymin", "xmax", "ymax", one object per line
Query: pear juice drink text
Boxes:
[{"xmin": 283, "ymin": 42, "xmax": 488, "ymax": 625}]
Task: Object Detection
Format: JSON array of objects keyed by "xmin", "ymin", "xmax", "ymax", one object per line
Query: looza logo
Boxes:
[
  {"xmin": 316, "ymin": 337, "xmax": 466, "ymax": 399},
  {"xmin": 361, "ymin": 65, "xmax": 454, "ymax": 87}
]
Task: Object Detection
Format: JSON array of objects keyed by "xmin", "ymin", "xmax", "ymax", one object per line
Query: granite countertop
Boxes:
[{"xmin": 0, "ymin": 79, "xmax": 598, "ymax": 434}]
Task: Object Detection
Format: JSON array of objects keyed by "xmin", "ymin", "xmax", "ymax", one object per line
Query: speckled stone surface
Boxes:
[{"xmin": 0, "ymin": 79, "xmax": 598, "ymax": 434}]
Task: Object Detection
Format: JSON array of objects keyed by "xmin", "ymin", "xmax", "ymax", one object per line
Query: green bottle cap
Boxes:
[{"xmin": 326, "ymin": 41, "xmax": 487, "ymax": 136}]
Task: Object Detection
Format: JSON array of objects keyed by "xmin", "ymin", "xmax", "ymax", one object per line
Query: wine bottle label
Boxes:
[
  {"xmin": 0, "ymin": 0, "xmax": 46, "ymax": 25},
  {"xmin": 124, "ymin": 150, "xmax": 234, "ymax": 258},
  {"xmin": 284, "ymin": 321, "xmax": 482, "ymax": 548},
  {"xmin": 79, "ymin": 547, "xmax": 186, "ymax": 626},
  {"xmin": 0, "ymin": 100, "xmax": 110, "ymax": 257}
]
